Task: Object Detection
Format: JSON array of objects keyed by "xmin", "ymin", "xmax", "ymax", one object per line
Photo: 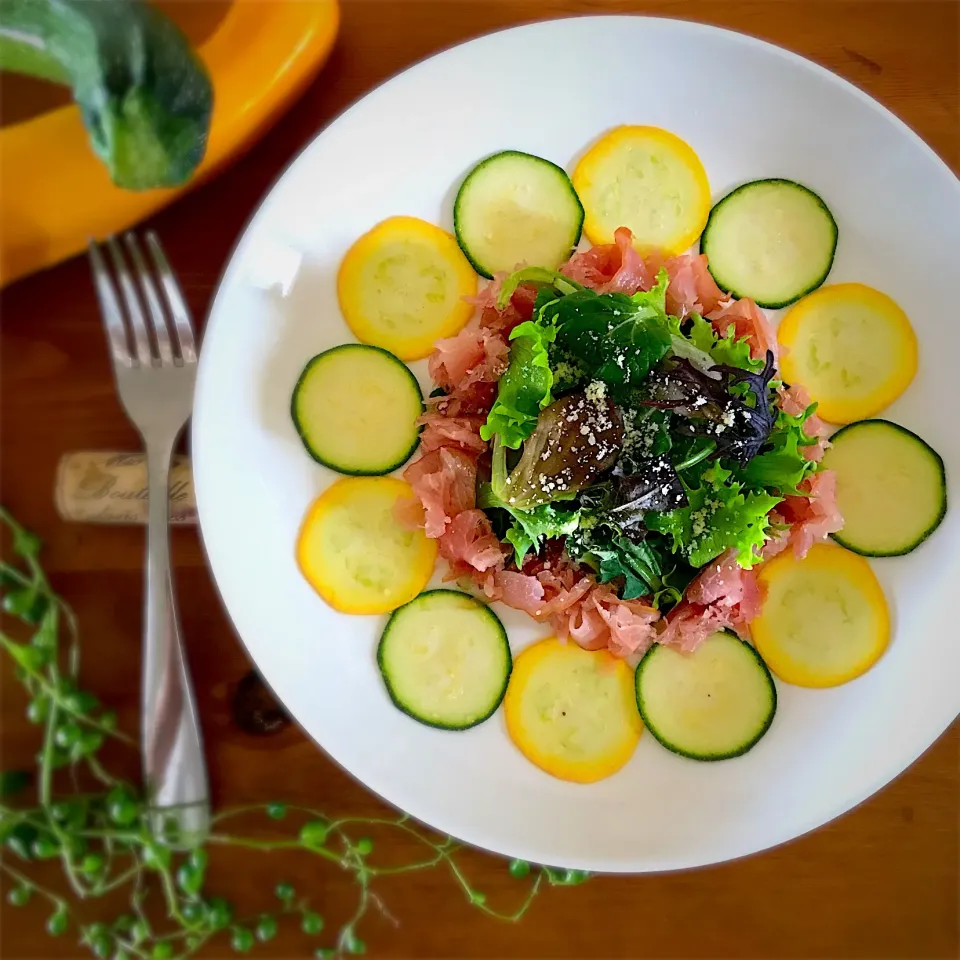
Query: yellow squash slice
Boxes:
[
  {"xmin": 296, "ymin": 477, "xmax": 436, "ymax": 615},
  {"xmin": 337, "ymin": 216, "xmax": 477, "ymax": 361},
  {"xmin": 504, "ymin": 637, "xmax": 642, "ymax": 783},
  {"xmin": 572, "ymin": 125, "xmax": 711, "ymax": 255},
  {"xmin": 751, "ymin": 543, "xmax": 890, "ymax": 688},
  {"xmin": 777, "ymin": 283, "xmax": 917, "ymax": 424}
]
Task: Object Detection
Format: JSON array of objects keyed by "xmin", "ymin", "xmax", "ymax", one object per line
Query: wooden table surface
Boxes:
[{"xmin": 2, "ymin": 1, "xmax": 958, "ymax": 957}]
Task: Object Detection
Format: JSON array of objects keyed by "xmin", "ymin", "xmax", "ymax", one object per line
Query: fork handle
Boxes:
[{"xmin": 143, "ymin": 436, "xmax": 210, "ymax": 846}]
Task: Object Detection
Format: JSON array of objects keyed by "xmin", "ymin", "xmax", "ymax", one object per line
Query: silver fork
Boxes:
[{"xmin": 88, "ymin": 232, "xmax": 209, "ymax": 846}]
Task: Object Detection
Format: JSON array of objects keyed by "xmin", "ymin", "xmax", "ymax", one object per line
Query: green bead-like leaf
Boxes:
[
  {"xmin": 64, "ymin": 691, "xmax": 99, "ymax": 714},
  {"xmin": 143, "ymin": 842, "xmax": 172, "ymax": 871},
  {"xmin": 344, "ymin": 934, "xmax": 366, "ymax": 955},
  {"xmin": 181, "ymin": 901, "xmax": 204, "ymax": 924},
  {"xmin": 230, "ymin": 927, "xmax": 254, "ymax": 953},
  {"xmin": 255, "ymin": 916, "xmax": 278, "ymax": 942},
  {"xmin": 205, "ymin": 897, "xmax": 233, "ymax": 931},
  {"xmin": 3, "ymin": 589, "xmax": 34, "ymax": 617},
  {"xmin": 299, "ymin": 820, "xmax": 329, "ymax": 849},
  {"xmin": 33, "ymin": 835, "xmax": 61, "ymax": 859},
  {"xmin": 7, "ymin": 885, "xmax": 30, "ymax": 906},
  {"xmin": 176, "ymin": 864, "xmax": 202, "ymax": 896},
  {"xmin": 107, "ymin": 787, "xmax": 140, "ymax": 826},
  {"xmin": 26, "ymin": 698, "xmax": 48, "ymax": 724},
  {"xmin": 12, "ymin": 527, "xmax": 41, "ymax": 558},
  {"xmin": 4, "ymin": 640, "xmax": 46, "ymax": 671},
  {"xmin": 54, "ymin": 722, "xmax": 81, "ymax": 749},
  {"xmin": 21, "ymin": 594, "xmax": 48, "ymax": 625},
  {"xmin": 78, "ymin": 729, "xmax": 105, "ymax": 757},
  {"xmin": 5, "ymin": 823, "xmax": 38, "ymax": 860},
  {"xmin": 92, "ymin": 934, "xmax": 112, "ymax": 959},
  {"xmin": 46, "ymin": 909, "xmax": 68, "ymax": 936},
  {"xmin": 355, "ymin": 837, "xmax": 373, "ymax": 856}
]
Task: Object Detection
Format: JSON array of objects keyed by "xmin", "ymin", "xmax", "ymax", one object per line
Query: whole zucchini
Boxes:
[{"xmin": 0, "ymin": 0, "xmax": 213, "ymax": 190}]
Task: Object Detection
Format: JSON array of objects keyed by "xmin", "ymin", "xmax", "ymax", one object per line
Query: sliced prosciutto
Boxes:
[
  {"xmin": 428, "ymin": 323, "xmax": 508, "ymax": 397},
  {"xmin": 658, "ymin": 550, "xmax": 762, "ymax": 652},
  {"xmin": 417, "ymin": 410, "xmax": 487, "ymax": 455},
  {"xmin": 778, "ymin": 469, "xmax": 844, "ymax": 559},
  {"xmin": 438, "ymin": 508, "xmax": 506, "ymax": 575},
  {"xmin": 687, "ymin": 550, "xmax": 763, "ymax": 623},
  {"xmin": 476, "ymin": 556, "xmax": 660, "ymax": 662},
  {"xmin": 655, "ymin": 600, "xmax": 737, "ymax": 654},
  {"xmin": 655, "ymin": 251, "xmax": 726, "ymax": 318},
  {"xmin": 466, "ymin": 275, "xmax": 537, "ymax": 335},
  {"xmin": 561, "ymin": 226, "xmax": 652, "ymax": 295},
  {"xmin": 402, "ymin": 447, "xmax": 477, "ymax": 538},
  {"xmin": 707, "ymin": 296, "xmax": 780, "ymax": 363},
  {"xmin": 402, "ymin": 273, "xmax": 533, "ymax": 544}
]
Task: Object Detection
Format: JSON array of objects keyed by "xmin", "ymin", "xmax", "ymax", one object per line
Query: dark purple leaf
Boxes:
[
  {"xmin": 638, "ymin": 352, "xmax": 777, "ymax": 465},
  {"xmin": 610, "ymin": 454, "xmax": 687, "ymax": 527}
]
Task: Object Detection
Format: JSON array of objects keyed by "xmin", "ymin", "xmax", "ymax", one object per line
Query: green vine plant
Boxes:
[{"xmin": 0, "ymin": 507, "xmax": 588, "ymax": 959}]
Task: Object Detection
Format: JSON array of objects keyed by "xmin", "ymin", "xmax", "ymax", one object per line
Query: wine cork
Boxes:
[{"xmin": 54, "ymin": 452, "xmax": 196, "ymax": 525}]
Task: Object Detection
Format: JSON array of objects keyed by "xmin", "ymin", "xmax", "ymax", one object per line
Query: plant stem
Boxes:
[
  {"xmin": 675, "ymin": 438, "xmax": 717, "ymax": 471},
  {"xmin": 0, "ymin": 506, "xmax": 563, "ymax": 959}
]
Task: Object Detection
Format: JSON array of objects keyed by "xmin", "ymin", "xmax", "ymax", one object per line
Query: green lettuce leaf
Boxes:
[
  {"xmin": 645, "ymin": 462, "xmax": 781, "ymax": 568},
  {"xmin": 479, "ymin": 481, "xmax": 580, "ymax": 565},
  {"xmin": 543, "ymin": 269, "xmax": 673, "ymax": 397},
  {"xmin": 687, "ymin": 313, "xmax": 763, "ymax": 372},
  {"xmin": 496, "ymin": 267, "xmax": 583, "ymax": 309},
  {"xmin": 741, "ymin": 403, "xmax": 822, "ymax": 494},
  {"xmin": 567, "ymin": 522, "xmax": 695, "ymax": 606},
  {"xmin": 481, "ymin": 320, "xmax": 557, "ymax": 449},
  {"xmin": 504, "ymin": 503, "xmax": 581, "ymax": 567}
]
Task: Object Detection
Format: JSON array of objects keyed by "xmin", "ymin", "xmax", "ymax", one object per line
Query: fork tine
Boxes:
[
  {"xmin": 88, "ymin": 241, "xmax": 134, "ymax": 368},
  {"xmin": 125, "ymin": 233, "xmax": 175, "ymax": 366},
  {"xmin": 145, "ymin": 232, "xmax": 197, "ymax": 364},
  {"xmin": 106, "ymin": 236, "xmax": 154, "ymax": 367}
]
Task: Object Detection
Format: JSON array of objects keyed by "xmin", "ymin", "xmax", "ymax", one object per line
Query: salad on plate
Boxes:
[{"xmin": 287, "ymin": 125, "xmax": 947, "ymax": 784}]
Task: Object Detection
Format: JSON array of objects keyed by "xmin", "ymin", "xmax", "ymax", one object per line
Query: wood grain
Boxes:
[{"xmin": 1, "ymin": 2, "xmax": 957, "ymax": 958}]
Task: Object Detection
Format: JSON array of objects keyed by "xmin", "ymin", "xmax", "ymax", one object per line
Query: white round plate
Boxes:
[{"xmin": 193, "ymin": 16, "xmax": 960, "ymax": 872}]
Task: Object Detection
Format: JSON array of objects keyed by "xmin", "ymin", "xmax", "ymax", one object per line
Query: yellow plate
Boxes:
[{"xmin": 0, "ymin": 0, "xmax": 340, "ymax": 288}]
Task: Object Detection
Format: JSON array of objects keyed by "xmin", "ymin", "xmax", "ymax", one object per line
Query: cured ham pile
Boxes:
[{"xmin": 401, "ymin": 227, "xmax": 842, "ymax": 661}]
